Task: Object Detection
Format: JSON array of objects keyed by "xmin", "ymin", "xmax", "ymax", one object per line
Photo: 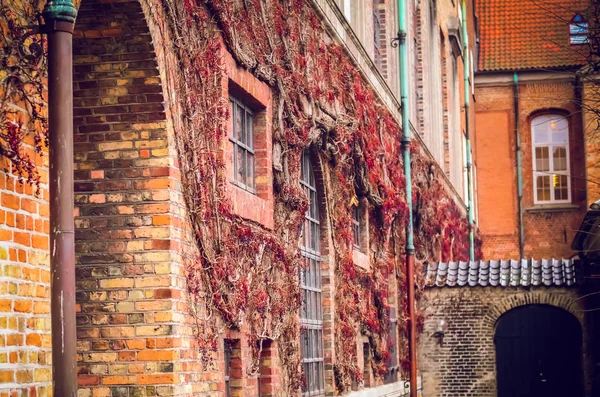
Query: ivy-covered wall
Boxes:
[{"xmin": 0, "ymin": 0, "xmax": 480, "ymax": 396}]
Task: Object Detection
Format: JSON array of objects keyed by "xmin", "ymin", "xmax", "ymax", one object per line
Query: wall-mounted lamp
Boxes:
[
  {"xmin": 433, "ymin": 319, "xmax": 447, "ymax": 346},
  {"xmin": 427, "ymin": 163, "xmax": 435, "ymax": 188}
]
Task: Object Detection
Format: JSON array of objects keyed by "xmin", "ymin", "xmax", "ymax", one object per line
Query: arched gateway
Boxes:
[
  {"xmin": 420, "ymin": 259, "xmax": 588, "ymax": 397},
  {"xmin": 495, "ymin": 305, "xmax": 584, "ymax": 397}
]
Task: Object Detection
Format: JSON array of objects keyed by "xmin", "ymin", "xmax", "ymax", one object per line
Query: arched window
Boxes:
[
  {"xmin": 299, "ymin": 153, "xmax": 325, "ymax": 396},
  {"xmin": 569, "ymin": 14, "xmax": 589, "ymax": 45},
  {"xmin": 531, "ymin": 115, "xmax": 570, "ymax": 204}
]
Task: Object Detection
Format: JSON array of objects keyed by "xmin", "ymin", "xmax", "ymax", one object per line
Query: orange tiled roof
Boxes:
[{"xmin": 476, "ymin": 0, "xmax": 589, "ymax": 72}]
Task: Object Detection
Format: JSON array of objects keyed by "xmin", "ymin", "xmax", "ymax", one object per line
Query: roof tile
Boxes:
[
  {"xmin": 425, "ymin": 258, "xmax": 579, "ymax": 287},
  {"xmin": 476, "ymin": 0, "xmax": 589, "ymax": 71}
]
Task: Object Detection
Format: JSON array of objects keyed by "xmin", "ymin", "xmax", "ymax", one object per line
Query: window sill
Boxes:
[
  {"xmin": 525, "ymin": 203, "xmax": 580, "ymax": 213},
  {"xmin": 353, "ymin": 249, "xmax": 369, "ymax": 270},
  {"xmin": 226, "ymin": 181, "xmax": 274, "ymax": 229}
]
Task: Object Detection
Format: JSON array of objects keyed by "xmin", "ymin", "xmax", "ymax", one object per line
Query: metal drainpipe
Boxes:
[
  {"xmin": 514, "ymin": 72, "xmax": 524, "ymax": 259},
  {"xmin": 42, "ymin": 1, "xmax": 78, "ymax": 396},
  {"xmin": 461, "ymin": 0, "xmax": 475, "ymax": 261},
  {"xmin": 396, "ymin": 0, "xmax": 417, "ymax": 395}
]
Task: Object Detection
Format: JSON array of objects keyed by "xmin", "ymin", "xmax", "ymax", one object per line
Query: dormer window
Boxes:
[{"xmin": 569, "ymin": 14, "xmax": 589, "ymax": 45}]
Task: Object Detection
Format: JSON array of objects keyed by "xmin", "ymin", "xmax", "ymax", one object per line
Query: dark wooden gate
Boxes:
[{"xmin": 494, "ymin": 305, "xmax": 583, "ymax": 397}]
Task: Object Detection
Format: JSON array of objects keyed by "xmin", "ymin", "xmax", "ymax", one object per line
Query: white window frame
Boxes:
[
  {"xmin": 531, "ymin": 114, "xmax": 571, "ymax": 205},
  {"xmin": 569, "ymin": 14, "xmax": 589, "ymax": 45},
  {"xmin": 462, "ymin": 133, "xmax": 468, "ymax": 201},
  {"xmin": 426, "ymin": 0, "xmax": 444, "ymax": 165},
  {"xmin": 449, "ymin": 56, "xmax": 463, "ymax": 193}
]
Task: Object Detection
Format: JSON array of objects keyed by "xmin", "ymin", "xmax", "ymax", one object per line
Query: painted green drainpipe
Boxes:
[
  {"xmin": 396, "ymin": 0, "xmax": 418, "ymax": 396},
  {"xmin": 461, "ymin": 0, "xmax": 475, "ymax": 261}
]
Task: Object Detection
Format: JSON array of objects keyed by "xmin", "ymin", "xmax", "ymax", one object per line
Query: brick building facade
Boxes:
[
  {"xmin": 473, "ymin": 0, "xmax": 590, "ymax": 260},
  {"xmin": 419, "ymin": 1, "xmax": 599, "ymax": 397},
  {"xmin": 0, "ymin": 0, "xmax": 480, "ymax": 397}
]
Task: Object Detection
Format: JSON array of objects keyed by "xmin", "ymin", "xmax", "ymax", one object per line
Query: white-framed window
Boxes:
[
  {"xmin": 300, "ymin": 153, "xmax": 325, "ymax": 397},
  {"xmin": 425, "ymin": 0, "xmax": 444, "ymax": 164},
  {"xmin": 343, "ymin": 0, "xmax": 351, "ymax": 21},
  {"xmin": 373, "ymin": 0, "xmax": 382, "ymax": 68},
  {"xmin": 462, "ymin": 133, "xmax": 468, "ymax": 201},
  {"xmin": 532, "ymin": 114, "xmax": 570, "ymax": 204},
  {"xmin": 570, "ymin": 14, "xmax": 589, "ymax": 45},
  {"xmin": 230, "ymin": 96, "xmax": 255, "ymax": 192},
  {"xmin": 449, "ymin": 56, "xmax": 463, "ymax": 194},
  {"xmin": 352, "ymin": 204, "xmax": 360, "ymax": 249}
]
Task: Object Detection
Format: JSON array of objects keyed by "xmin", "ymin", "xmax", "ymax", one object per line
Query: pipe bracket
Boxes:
[{"xmin": 391, "ymin": 30, "xmax": 407, "ymax": 48}]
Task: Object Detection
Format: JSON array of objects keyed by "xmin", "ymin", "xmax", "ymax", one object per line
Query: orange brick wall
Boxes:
[
  {"xmin": 475, "ymin": 78, "xmax": 587, "ymax": 259},
  {"xmin": 0, "ymin": 149, "xmax": 51, "ymax": 395},
  {"xmin": 72, "ymin": 1, "xmax": 193, "ymax": 395}
]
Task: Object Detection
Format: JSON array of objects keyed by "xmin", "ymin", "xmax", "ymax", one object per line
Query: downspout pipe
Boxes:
[
  {"xmin": 42, "ymin": 1, "xmax": 78, "ymax": 396},
  {"xmin": 396, "ymin": 0, "xmax": 417, "ymax": 396},
  {"xmin": 514, "ymin": 73, "xmax": 524, "ymax": 260},
  {"xmin": 461, "ymin": 0, "xmax": 475, "ymax": 261}
]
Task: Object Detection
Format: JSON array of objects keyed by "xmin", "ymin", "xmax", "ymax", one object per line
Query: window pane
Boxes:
[
  {"xmin": 299, "ymin": 153, "xmax": 324, "ymax": 396},
  {"xmin": 554, "ymin": 174, "xmax": 568, "ymax": 200},
  {"xmin": 230, "ymin": 101, "xmax": 236, "ymax": 138},
  {"xmin": 310, "ymin": 292, "xmax": 318, "ymax": 320},
  {"xmin": 302, "ymin": 363, "xmax": 309, "ymax": 392},
  {"xmin": 535, "ymin": 147, "xmax": 549, "ymax": 172},
  {"xmin": 246, "ymin": 112, "xmax": 254, "ymax": 148},
  {"xmin": 237, "ymin": 149, "xmax": 246, "ymax": 184},
  {"xmin": 550, "ymin": 116, "xmax": 568, "ymax": 144},
  {"xmin": 532, "ymin": 118, "xmax": 549, "ymax": 144},
  {"xmin": 234, "ymin": 103, "xmax": 243, "ymax": 141},
  {"xmin": 553, "ymin": 147, "xmax": 567, "ymax": 171},
  {"xmin": 247, "ymin": 153, "xmax": 255, "ymax": 189},
  {"xmin": 536, "ymin": 175, "xmax": 551, "ymax": 201}
]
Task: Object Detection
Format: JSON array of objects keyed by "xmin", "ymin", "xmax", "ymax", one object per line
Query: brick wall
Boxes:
[
  {"xmin": 583, "ymin": 81, "xmax": 600, "ymax": 206},
  {"xmin": 474, "ymin": 79, "xmax": 587, "ymax": 259},
  {"xmin": 0, "ymin": 148, "xmax": 51, "ymax": 396},
  {"xmin": 419, "ymin": 287, "xmax": 589, "ymax": 397},
  {"xmin": 0, "ymin": 0, "xmax": 480, "ymax": 396},
  {"xmin": 72, "ymin": 1, "xmax": 196, "ymax": 395}
]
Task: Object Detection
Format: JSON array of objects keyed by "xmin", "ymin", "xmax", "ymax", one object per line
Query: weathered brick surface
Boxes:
[
  {"xmin": 583, "ymin": 81, "xmax": 600, "ymax": 206},
  {"xmin": 0, "ymin": 146, "xmax": 51, "ymax": 396},
  {"xmin": 475, "ymin": 80, "xmax": 587, "ymax": 259},
  {"xmin": 419, "ymin": 287, "xmax": 589, "ymax": 397},
  {"xmin": 0, "ymin": 0, "xmax": 481, "ymax": 396},
  {"xmin": 72, "ymin": 1, "xmax": 188, "ymax": 395}
]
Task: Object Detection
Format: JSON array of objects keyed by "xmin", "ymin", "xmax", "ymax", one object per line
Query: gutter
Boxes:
[
  {"xmin": 42, "ymin": 1, "xmax": 78, "ymax": 396},
  {"xmin": 461, "ymin": 0, "xmax": 475, "ymax": 261},
  {"xmin": 514, "ymin": 73, "xmax": 525, "ymax": 259},
  {"xmin": 395, "ymin": 0, "xmax": 417, "ymax": 396}
]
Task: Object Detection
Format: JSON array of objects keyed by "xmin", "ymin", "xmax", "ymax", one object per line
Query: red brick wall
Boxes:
[
  {"xmin": 475, "ymin": 79, "xmax": 587, "ymax": 259},
  {"xmin": 583, "ymin": 81, "xmax": 600, "ymax": 206},
  {"xmin": 0, "ymin": 150, "xmax": 51, "ymax": 395}
]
